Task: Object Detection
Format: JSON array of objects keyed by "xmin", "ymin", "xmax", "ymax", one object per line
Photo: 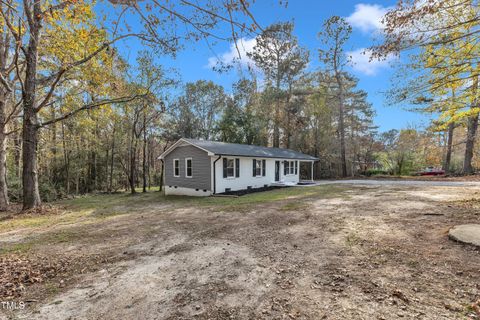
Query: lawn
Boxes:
[{"xmin": 0, "ymin": 184, "xmax": 479, "ymax": 319}]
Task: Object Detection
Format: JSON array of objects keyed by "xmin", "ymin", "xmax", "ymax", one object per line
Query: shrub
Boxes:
[{"xmin": 364, "ymin": 169, "xmax": 390, "ymax": 176}]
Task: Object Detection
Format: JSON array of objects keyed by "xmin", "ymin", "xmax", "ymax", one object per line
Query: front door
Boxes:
[{"xmin": 275, "ymin": 161, "xmax": 280, "ymax": 181}]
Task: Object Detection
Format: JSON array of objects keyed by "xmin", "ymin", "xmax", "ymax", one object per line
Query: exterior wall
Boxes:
[
  {"xmin": 214, "ymin": 156, "xmax": 300, "ymax": 193},
  {"xmin": 164, "ymin": 145, "xmax": 211, "ymax": 191},
  {"xmin": 165, "ymin": 186, "xmax": 212, "ymax": 196}
]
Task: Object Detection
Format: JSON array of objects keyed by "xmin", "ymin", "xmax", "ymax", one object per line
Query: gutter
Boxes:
[{"xmin": 212, "ymin": 155, "xmax": 222, "ymax": 194}]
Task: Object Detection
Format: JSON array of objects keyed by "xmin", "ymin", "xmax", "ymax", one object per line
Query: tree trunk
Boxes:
[
  {"xmin": 21, "ymin": 2, "xmax": 42, "ymax": 210},
  {"xmin": 159, "ymin": 144, "xmax": 167, "ymax": 192},
  {"xmin": 129, "ymin": 151, "xmax": 136, "ymax": 194},
  {"xmin": 443, "ymin": 122, "xmax": 454, "ymax": 173},
  {"xmin": 0, "ymin": 91, "xmax": 9, "ymax": 211},
  {"xmin": 0, "ymin": 123, "xmax": 8, "ymax": 211},
  {"xmin": 147, "ymin": 136, "xmax": 152, "ymax": 190},
  {"xmin": 159, "ymin": 161, "xmax": 164, "ymax": 191},
  {"xmin": 463, "ymin": 75, "xmax": 479, "ymax": 174},
  {"xmin": 22, "ymin": 112, "xmax": 41, "ymax": 210},
  {"xmin": 397, "ymin": 156, "xmax": 404, "ymax": 176},
  {"xmin": 335, "ymin": 73, "xmax": 347, "ymax": 177},
  {"xmin": 142, "ymin": 111, "xmax": 147, "ymax": 193},
  {"xmin": 0, "ymin": 17, "xmax": 11, "ymax": 211},
  {"xmin": 61, "ymin": 123, "xmax": 70, "ymax": 194},
  {"xmin": 273, "ymin": 78, "xmax": 281, "ymax": 148},
  {"xmin": 75, "ymin": 172, "xmax": 80, "ymax": 195},
  {"xmin": 50, "ymin": 108, "xmax": 57, "ymax": 184},
  {"xmin": 129, "ymin": 125, "xmax": 137, "ymax": 194},
  {"xmin": 463, "ymin": 113, "xmax": 478, "ymax": 174},
  {"xmin": 105, "ymin": 147, "xmax": 109, "ymax": 192},
  {"xmin": 109, "ymin": 125, "xmax": 115, "ymax": 193},
  {"xmin": 13, "ymin": 121, "xmax": 21, "ymax": 179}
]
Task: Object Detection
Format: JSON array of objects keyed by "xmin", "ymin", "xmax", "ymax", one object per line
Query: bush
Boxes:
[
  {"xmin": 7, "ymin": 175, "xmax": 22, "ymax": 202},
  {"xmin": 364, "ymin": 169, "xmax": 390, "ymax": 176},
  {"xmin": 39, "ymin": 179, "xmax": 68, "ymax": 203}
]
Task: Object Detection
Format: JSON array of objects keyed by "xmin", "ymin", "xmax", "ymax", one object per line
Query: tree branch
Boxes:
[{"xmin": 39, "ymin": 94, "xmax": 145, "ymax": 127}]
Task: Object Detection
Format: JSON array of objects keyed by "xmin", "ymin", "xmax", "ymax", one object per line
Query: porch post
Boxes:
[{"xmin": 311, "ymin": 161, "xmax": 314, "ymax": 181}]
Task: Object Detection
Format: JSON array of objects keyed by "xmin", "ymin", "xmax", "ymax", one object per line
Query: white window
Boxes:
[
  {"xmin": 173, "ymin": 159, "xmax": 180, "ymax": 177},
  {"xmin": 226, "ymin": 158, "xmax": 235, "ymax": 178},
  {"xmin": 285, "ymin": 161, "xmax": 295, "ymax": 175},
  {"xmin": 255, "ymin": 160, "xmax": 262, "ymax": 176},
  {"xmin": 185, "ymin": 158, "xmax": 192, "ymax": 178},
  {"xmin": 289, "ymin": 161, "xmax": 295, "ymax": 175}
]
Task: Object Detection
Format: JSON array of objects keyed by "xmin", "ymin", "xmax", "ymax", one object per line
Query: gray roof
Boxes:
[{"xmin": 184, "ymin": 138, "xmax": 318, "ymax": 161}]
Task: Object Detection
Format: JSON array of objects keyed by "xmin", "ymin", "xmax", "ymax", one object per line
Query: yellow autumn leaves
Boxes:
[{"xmin": 419, "ymin": 0, "xmax": 480, "ymax": 129}]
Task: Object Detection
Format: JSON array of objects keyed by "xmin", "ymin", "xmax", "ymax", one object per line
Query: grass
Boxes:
[
  {"xmin": 0, "ymin": 185, "xmax": 347, "ymax": 238},
  {"xmin": 279, "ymin": 201, "xmax": 311, "ymax": 211},
  {"xmin": 0, "ymin": 210, "xmax": 91, "ymax": 234},
  {"xmin": 0, "ymin": 242, "xmax": 33, "ymax": 254},
  {"xmin": 0, "ymin": 230, "xmax": 84, "ymax": 255},
  {"xmin": 57, "ymin": 185, "xmax": 346, "ymax": 213},
  {"xmin": 195, "ymin": 185, "xmax": 346, "ymax": 208}
]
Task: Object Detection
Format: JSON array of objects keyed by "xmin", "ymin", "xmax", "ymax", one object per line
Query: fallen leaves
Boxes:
[{"xmin": 0, "ymin": 254, "xmax": 70, "ymax": 300}]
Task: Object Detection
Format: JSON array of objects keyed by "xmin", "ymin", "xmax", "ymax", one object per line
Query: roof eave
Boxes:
[
  {"xmin": 158, "ymin": 138, "xmax": 215, "ymax": 159},
  {"xmin": 206, "ymin": 153, "xmax": 318, "ymax": 161}
]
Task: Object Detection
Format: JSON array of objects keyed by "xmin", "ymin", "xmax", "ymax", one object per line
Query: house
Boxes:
[{"xmin": 159, "ymin": 138, "xmax": 318, "ymax": 196}]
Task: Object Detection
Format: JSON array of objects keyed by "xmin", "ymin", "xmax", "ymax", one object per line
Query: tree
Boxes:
[
  {"xmin": 318, "ymin": 16, "xmax": 352, "ymax": 177},
  {"xmin": 216, "ymin": 98, "xmax": 245, "ymax": 143},
  {"xmin": 1, "ymin": 0, "xmax": 262, "ymax": 210},
  {"xmin": 372, "ymin": 0, "xmax": 480, "ymax": 174},
  {"xmin": 0, "ymin": 0, "xmax": 20, "ymax": 210},
  {"xmin": 216, "ymin": 78, "xmax": 267, "ymax": 145},
  {"xmin": 248, "ymin": 22, "xmax": 308, "ymax": 147},
  {"xmin": 171, "ymin": 81, "xmax": 228, "ymax": 140}
]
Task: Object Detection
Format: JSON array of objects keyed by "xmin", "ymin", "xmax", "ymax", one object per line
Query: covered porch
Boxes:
[{"xmin": 270, "ymin": 160, "xmax": 316, "ymax": 186}]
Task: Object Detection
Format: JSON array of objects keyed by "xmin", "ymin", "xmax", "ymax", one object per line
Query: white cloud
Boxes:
[
  {"xmin": 347, "ymin": 48, "xmax": 396, "ymax": 76},
  {"xmin": 346, "ymin": 3, "xmax": 391, "ymax": 33},
  {"xmin": 207, "ymin": 37, "xmax": 257, "ymax": 69}
]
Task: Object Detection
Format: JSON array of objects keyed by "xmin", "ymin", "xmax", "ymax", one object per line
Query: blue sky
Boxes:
[{"xmin": 113, "ymin": 0, "xmax": 433, "ymax": 132}]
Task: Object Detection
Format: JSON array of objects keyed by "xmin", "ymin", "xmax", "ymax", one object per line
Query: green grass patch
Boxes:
[
  {"xmin": 0, "ymin": 242, "xmax": 33, "ymax": 255},
  {"xmin": 0, "ymin": 210, "xmax": 91, "ymax": 234},
  {"xmin": 57, "ymin": 191, "xmax": 164, "ymax": 212}
]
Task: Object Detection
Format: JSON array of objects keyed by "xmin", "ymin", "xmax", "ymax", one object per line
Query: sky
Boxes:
[{"xmin": 115, "ymin": 0, "xmax": 433, "ymax": 133}]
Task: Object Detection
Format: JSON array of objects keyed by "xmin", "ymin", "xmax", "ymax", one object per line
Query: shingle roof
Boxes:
[{"xmin": 183, "ymin": 138, "xmax": 318, "ymax": 161}]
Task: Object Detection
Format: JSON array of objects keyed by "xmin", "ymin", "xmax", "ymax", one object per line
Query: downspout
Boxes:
[{"xmin": 213, "ymin": 155, "xmax": 222, "ymax": 194}]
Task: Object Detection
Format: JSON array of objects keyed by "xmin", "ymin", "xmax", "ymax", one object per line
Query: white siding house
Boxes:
[{"xmin": 159, "ymin": 138, "xmax": 318, "ymax": 196}]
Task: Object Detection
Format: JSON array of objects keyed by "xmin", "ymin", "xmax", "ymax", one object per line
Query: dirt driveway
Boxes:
[
  {"xmin": 1, "ymin": 184, "xmax": 480, "ymax": 320},
  {"xmin": 316, "ymin": 179, "xmax": 480, "ymax": 187}
]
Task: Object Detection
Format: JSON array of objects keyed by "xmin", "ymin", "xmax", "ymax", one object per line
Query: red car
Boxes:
[{"xmin": 418, "ymin": 167, "xmax": 445, "ymax": 176}]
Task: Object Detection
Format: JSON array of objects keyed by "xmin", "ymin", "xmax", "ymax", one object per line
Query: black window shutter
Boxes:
[
  {"xmin": 252, "ymin": 159, "xmax": 256, "ymax": 177},
  {"xmin": 223, "ymin": 158, "xmax": 227, "ymax": 178},
  {"xmin": 284, "ymin": 161, "xmax": 288, "ymax": 175},
  {"xmin": 235, "ymin": 158, "xmax": 240, "ymax": 177},
  {"xmin": 295, "ymin": 161, "xmax": 298, "ymax": 174},
  {"xmin": 262, "ymin": 160, "xmax": 266, "ymax": 176}
]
